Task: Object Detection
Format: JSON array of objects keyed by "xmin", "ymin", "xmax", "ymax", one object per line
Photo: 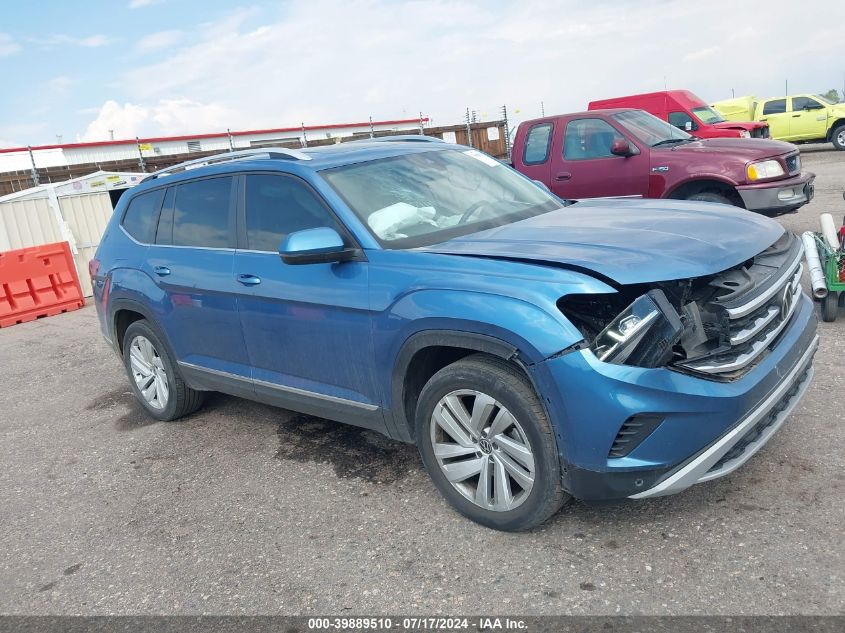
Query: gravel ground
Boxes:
[{"xmin": 0, "ymin": 147, "xmax": 843, "ymax": 616}]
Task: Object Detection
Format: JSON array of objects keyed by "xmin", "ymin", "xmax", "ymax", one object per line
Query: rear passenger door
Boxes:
[
  {"xmin": 143, "ymin": 176, "xmax": 252, "ymax": 384},
  {"xmin": 232, "ymin": 173, "xmax": 381, "ymax": 429}
]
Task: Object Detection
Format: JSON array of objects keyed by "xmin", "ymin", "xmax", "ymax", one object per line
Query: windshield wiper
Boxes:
[{"xmin": 652, "ymin": 137, "xmax": 691, "ymax": 147}]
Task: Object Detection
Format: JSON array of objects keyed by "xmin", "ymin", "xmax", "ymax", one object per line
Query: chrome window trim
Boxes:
[
  {"xmin": 119, "ymin": 225, "xmax": 236, "ymax": 252},
  {"xmin": 177, "ymin": 361, "xmax": 379, "ymax": 411}
]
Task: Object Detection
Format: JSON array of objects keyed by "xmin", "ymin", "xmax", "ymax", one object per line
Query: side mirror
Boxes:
[
  {"xmin": 279, "ymin": 227, "xmax": 358, "ymax": 265},
  {"xmin": 610, "ymin": 138, "xmax": 634, "ymax": 157},
  {"xmin": 684, "ymin": 121, "xmax": 693, "ymax": 131}
]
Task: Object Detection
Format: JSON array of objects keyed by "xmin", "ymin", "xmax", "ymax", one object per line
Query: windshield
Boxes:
[
  {"xmin": 816, "ymin": 94, "xmax": 837, "ymax": 105},
  {"xmin": 321, "ymin": 149, "xmax": 563, "ymax": 248},
  {"xmin": 691, "ymin": 105, "xmax": 725, "ymax": 124},
  {"xmin": 612, "ymin": 110, "xmax": 692, "ymax": 147}
]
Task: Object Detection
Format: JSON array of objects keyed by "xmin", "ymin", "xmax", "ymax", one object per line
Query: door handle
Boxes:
[
  {"xmin": 153, "ymin": 266, "xmax": 171, "ymax": 277},
  {"xmin": 237, "ymin": 274, "xmax": 261, "ymax": 286},
  {"xmin": 554, "ymin": 172, "xmax": 572, "ymax": 181},
  {"xmin": 792, "ymin": 114, "xmax": 801, "ymax": 118}
]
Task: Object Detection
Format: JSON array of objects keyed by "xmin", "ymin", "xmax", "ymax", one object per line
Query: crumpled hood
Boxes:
[{"xmin": 421, "ymin": 199, "xmax": 785, "ymax": 285}]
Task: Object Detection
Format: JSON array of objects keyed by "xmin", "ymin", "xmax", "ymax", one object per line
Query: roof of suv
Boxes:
[{"xmin": 134, "ymin": 139, "xmax": 451, "ymax": 192}]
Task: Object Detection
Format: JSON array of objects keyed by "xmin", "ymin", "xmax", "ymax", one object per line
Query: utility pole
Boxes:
[
  {"xmin": 465, "ymin": 108, "xmax": 473, "ymax": 148},
  {"xmin": 501, "ymin": 104, "xmax": 511, "ymax": 162},
  {"xmin": 540, "ymin": 101, "xmax": 545, "ymax": 117},
  {"xmin": 301, "ymin": 123, "xmax": 308, "ymax": 147},
  {"xmin": 227, "ymin": 128, "xmax": 234, "ymax": 151},
  {"xmin": 369, "ymin": 116, "xmax": 374, "ymax": 139},
  {"xmin": 418, "ymin": 111, "xmax": 425, "ymax": 135}
]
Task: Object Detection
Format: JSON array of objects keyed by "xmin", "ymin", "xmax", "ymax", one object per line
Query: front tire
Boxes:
[
  {"xmin": 415, "ymin": 354, "xmax": 568, "ymax": 531},
  {"xmin": 122, "ymin": 320, "xmax": 204, "ymax": 421},
  {"xmin": 686, "ymin": 191, "xmax": 735, "ymax": 207},
  {"xmin": 831, "ymin": 124, "xmax": 845, "ymax": 151}
]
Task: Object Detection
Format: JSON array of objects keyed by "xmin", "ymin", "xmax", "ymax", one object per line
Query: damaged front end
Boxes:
[{"xmin": 559, "ymin": 232, "xmax": 804, "ymax": 380}]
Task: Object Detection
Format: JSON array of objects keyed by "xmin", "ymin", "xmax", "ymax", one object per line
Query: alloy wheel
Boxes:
[
  {"xmin": 129, "ymin": 335, "xmax": 169, "ymax": 410},
  {"xmin": 430, "ymin": 389, "xmax": 535, "ymax": 511}
]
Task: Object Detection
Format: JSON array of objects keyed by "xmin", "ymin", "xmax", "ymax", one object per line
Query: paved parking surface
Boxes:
[{"xmin": 0, "ymin": 147, "xmax": 843, "ymax": 615}]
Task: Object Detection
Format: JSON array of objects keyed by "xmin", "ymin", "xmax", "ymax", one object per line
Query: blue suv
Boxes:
[{"xmin": 91, "ymin": 141, "xmax": 818, "ymax": 531}]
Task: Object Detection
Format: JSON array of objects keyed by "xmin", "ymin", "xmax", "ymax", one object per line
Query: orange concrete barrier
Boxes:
[{"xmin": 0, "ymin": 241, "xmax": 85, "ymax": 328}]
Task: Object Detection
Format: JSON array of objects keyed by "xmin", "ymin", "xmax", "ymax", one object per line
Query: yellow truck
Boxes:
[{"xmin": 712, "ymin": 94, "xmax": 845, "ymax": 150}]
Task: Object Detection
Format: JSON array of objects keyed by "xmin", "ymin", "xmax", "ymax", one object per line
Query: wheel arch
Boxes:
[
  {"xmin": 664, "ymin": 177, "xmax": 743, "ymax": 206},
  {"xmin": 389, "ymin": 330, "xmax": 540, "ymax": 443},
  {"xmin": 109, "ymin": 298, "xmax": 170, "ymax": 356},
  {"xmin": 828, "ymin": 119, "xmax": 845, "ymax": 141}
]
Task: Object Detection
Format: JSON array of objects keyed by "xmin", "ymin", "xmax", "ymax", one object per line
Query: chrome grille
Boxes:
[{"xmin": 679, "ymin": 245, "xmax": 803, "ymax": 376}]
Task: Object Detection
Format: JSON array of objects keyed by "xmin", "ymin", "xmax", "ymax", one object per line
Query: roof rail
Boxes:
[
  {"xmin": 142, "ymin": 147, "xmax": 311, "ymax": 181},
  {"xmin": 348, "ymin": 134, "xmax": 445, "ymax": 144}
]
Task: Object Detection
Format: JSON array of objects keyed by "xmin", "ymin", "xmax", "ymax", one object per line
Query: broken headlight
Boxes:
[{"xmin": 592, "ymin": 289, "xmax": 684, "ymax": 368}]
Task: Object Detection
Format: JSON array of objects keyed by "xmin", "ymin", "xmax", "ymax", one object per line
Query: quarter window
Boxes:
[
  {"xmin": 245, "ymin": 175, "xmax": 339, "ymax": 252},
  {"xmin": 172, "ymin": 177, "xmax": 234, "ymax": 248},
  {"xmin": 762, "ymin": 99, "xmax": 786, "ymax": 115},
  {"xmin": 522, "ymin": 124, "xmax": 552, "ymax": 164},
  {"xmin": 121, "ymin": 188, "xmax": 165, "ymax": 244},
  {"xmin": 564, "ymin": 118, "xmax": 621, "ymax": 160}
]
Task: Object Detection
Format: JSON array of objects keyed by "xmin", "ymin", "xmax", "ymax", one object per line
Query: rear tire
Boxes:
[
  {"xmin": 122, "ymin": 320, "xmax": 204, "ymax": 421},
  {"xmin": 415, "ymin": 354, "xmax": 569, "ymax": 531},
  {"xmin": 831, "ymin": 124, "xmax": 845, "ymax": 151},
  {"xmin": 822, "ymin": 292, "xmax": 839, "ymax": 322},
  {"xmin": 686, "ymin": 191, "xmax": 735, "ymax": 207}
]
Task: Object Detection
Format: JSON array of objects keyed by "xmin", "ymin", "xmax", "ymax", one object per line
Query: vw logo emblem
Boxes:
[
  {"xmin": 780, "ymin": 285, "xmax": 793, "ymax": 320},
  {"xmin": 478, "ymin": 438, "xmax": 494, "ymax": 454}
]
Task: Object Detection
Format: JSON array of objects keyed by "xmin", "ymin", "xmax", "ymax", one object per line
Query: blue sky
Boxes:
[{"xmin": 2, "ymin": 0, "xmax": 844, "ymax": 148}]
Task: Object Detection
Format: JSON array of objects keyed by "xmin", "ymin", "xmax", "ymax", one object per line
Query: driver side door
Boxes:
[
  {"xmin": 789, "ymin": 96, "xmax": 828, "ymax": 141},
  {"xmin": 232, "ymin": 173, "xmax": 383, "ymax": 430}
]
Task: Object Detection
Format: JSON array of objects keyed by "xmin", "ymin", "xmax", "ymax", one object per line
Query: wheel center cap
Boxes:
[{"xmin": 478, "ymin": 438, "xmax": 493, "ymax": 454}]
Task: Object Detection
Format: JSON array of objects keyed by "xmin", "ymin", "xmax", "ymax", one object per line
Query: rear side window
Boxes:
[
  {"xmin": 245, "ymin": 175, "xmax": 339, "ymax": 252},
  {"xmin": 522, "ymin": 124, "xmax": 552, "ymax": 164},
  {"xmin": 172, "ymin": 177, "xmax": 234, "ymax": 248},
  {"xmin": 762, "ymin": 99, "xmax": 786, "ymax": 115},
  {"xmin": 121, "ymin": 189, "xmax": 165, "ymax": 243}
]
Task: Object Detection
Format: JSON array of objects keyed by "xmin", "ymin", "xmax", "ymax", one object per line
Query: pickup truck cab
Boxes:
[
  {"xmin": 589, "ymin": 90, "xmax": 769, "ymax": 139},
  {"xmin": 512, "ymin": 108, "xmax": 814, "ymax": 215},
  {"xmin": 712, "ymin": 94, "xmax": 845, "ymax": 150}
]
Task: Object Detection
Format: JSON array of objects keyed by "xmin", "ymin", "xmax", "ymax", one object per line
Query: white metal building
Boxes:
[
  {"xmin": 0, "ymin": 171, "xmax": 144, "ymax": 296},
  {"xmin": 0, "ymin": 117, "xmax": 428, "ymax": 173}
]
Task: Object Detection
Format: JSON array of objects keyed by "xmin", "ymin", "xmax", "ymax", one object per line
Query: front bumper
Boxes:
[
  {"xmin": 530, "ymin": 292, "xmax": 818, "ymax": 501},
  {"xmin": 737, "ymin": 171, "xmax": 815, "ymax": 213}
]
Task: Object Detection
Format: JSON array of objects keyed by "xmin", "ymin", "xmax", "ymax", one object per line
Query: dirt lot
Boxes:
[{"xmin": 0, "ymin": 146, "xmax": 843, "ymax": 615}]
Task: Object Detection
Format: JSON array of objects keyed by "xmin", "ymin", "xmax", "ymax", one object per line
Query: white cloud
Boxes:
[
  {"xmin": 80, "ymin": 99, "xmax": 233, "ymax": 141},
  {"xmin": 29, "ymin": 33, "xmax": 113, "ymax": 48},
  {"xmin": 0, "ymin": 33, "xmax": 21, "ymax": 56},
  {"xmin": 47, "ymin": 76, "xmax": 73, "ymax": 92},
  {"xmin": 75, "ymin": 0, "xmax": 845, "ymax": 139},
  {"xmin": 129, "ymin": 0, "xmax": 164, "ymax": 8},
  {"xmin": 136, "ymin": 29, "xmax": 182, "ymax": 52},
  {"xmin": 683, "ymin": 46, "xmax": 720, "ymax": 62}
]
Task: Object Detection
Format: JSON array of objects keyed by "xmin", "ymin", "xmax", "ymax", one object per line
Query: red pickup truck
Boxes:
[
  {"xmin": 588, "ymin": 90, "xmax": 769, "ymax": 139},
  {"xmin": 511, "ymin": 108, "xmax": 814, "ymax": 215}
]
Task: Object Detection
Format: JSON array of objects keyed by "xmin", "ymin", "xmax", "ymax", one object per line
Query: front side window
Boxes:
[
  {"xmin": 612, "ymin": 110, "xmax": 692, "ymax": 147},
  {"xmin": 172, "ymin": 177, "xmax": 233, "ymax": 248},
  {"xmin": 563, "ymin": 118, "xmax": 622, "ymax": 160},
  {"xmin": 792, "ymin": 96, "xmax": 822, "ymax": 111},
  {"xmin": 762, "ymin": 99, "xmax": 787, "ymax": 115},
  {"xmin": 668, "ymin": 111, "xmax": 695, "ymax": 130},
  {"xmin": 245, "ymin": 175, "xmax": 339, "ymax": 252},
  {"xmin": 122, "ymin": 188, "xmax": 165, "ymax": 243},
  {"xmin": 522, "ymin": 123, "xmax": 552, "ymax": 164},
  {"xmin": 690, "ymin": 106, "xmax": 725, "ymax": 124},
  {"xmin": 322, "ymin": 149, "xmax": 562, "ymax": 247}
]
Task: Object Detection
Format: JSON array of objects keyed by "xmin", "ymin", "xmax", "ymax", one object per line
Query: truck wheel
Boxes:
[
  {"xmin": 832, "ymin": 125, "xmax": 845, "ymax": 151},
  {"xmin": 822, "ymin": 292, "xmax": 839, "ymax": 322},
  {"xmin": 123, "ymin": 320, "xmax": 205, "ymax": 421},
  {"xmin": 686, "ymin": 192, "xmax": 735, "ymax": 207},
  {"xmin": 415, "ymin": 354, "xmax": 569, "ymax": 531}
]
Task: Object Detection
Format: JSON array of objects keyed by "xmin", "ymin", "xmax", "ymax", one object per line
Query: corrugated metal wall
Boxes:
[
  {"xmin": 57, "ymin": 193, "xmax": 114, "ymax": 297},
  {"xmin": 0, "ymin": 197, "xmax": 62, "ymax": 252}
]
